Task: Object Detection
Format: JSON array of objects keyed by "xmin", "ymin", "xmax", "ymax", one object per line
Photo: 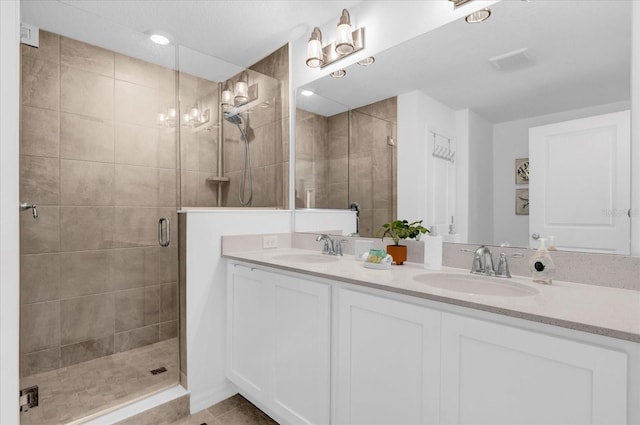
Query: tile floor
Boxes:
[
  {"xmin": 169, "ymin": 394, "xmax": 278, "ymax": 425},
  {"xmin": 20, "ymin": 338, "xmax": 178, "ymax": 425}
]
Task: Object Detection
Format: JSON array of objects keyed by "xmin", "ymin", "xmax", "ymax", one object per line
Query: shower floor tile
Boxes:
[{"xmin": 20, "ymin": 338, "xmax": 178, "ymax": 425}]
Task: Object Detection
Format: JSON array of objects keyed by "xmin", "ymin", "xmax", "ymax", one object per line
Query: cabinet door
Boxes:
[
  {"xmin": 336, "ymin": 289, "xmax": 441, "ymax": 425},
  {"xmin": 226, "ymin": 264, "xmax": 271, "ymax": 398},
  {"xmin": 441, "ymin": 312, "xmax": 628, "ymax": 425},
  {"xmin": 267, "ymin": 271, "xmax": 331, "ymax": 425}
]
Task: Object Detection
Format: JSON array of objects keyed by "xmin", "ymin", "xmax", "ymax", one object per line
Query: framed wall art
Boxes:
[
  {"xmin": 516, "ymin": 188, "xmax": 529, "ymax": 215},
  {"xmin": 515, "ymin": 157, "xmax": 529, "ymax": 184}
]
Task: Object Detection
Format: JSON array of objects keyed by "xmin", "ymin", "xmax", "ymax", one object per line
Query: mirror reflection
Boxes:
[{"xmin": 295, "ymin": 0, "xmax": 633, "ymax": 254}]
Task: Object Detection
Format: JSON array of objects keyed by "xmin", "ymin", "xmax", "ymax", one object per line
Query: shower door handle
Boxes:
[{"xmin": 158, "ymin": 217, "xmax": 170, "ymax": 247}]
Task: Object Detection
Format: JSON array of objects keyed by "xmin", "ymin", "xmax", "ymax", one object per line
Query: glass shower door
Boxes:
[
  {"xmin": 19, "ymin": 27, "xmax": 180, "ymax": 424},
  {"xmin": 348, "ymin": 99, "xmax": 397, "ymax": 237}
]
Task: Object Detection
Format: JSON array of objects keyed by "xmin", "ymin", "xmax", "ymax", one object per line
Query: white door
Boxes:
[
  {"xmin": 529, "ymin": 111, "xmax": 630, "ymax": 254},
  {"xmin": 440, "ymin": 313, "xmax": 628, "ymax": 425},
  {"xmin": 335, "ymin": 289, "xmax": 441, "ymax": 425}
]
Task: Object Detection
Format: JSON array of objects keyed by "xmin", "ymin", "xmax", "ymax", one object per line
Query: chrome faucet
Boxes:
[
  {"xmin": 316, "ymin": 234, "xmax": 335, "ymax": 255},
  {"xmin": 334, "ymin": 239, "xmax": 348, "ymax": 256},
  {"xmin": 469, "ymin": 246, "xmax": 495, "ymax": 276},
  {"xmin": 495, "ymin": 252, "xmax": 524, "ymax": 278},
  {"xmin": 316, "ymin": 234, "xmax": 347, "ymax": 256}
]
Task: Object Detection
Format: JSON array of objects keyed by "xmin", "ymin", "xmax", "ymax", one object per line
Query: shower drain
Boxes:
[{"xmin": 149, "ymin": 366, "xmax": 167, "ymax": 375}]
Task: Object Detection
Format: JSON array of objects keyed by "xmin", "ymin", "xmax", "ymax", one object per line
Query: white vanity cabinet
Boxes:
[
  {"xmin": 227, "ymin": 262, "xmax": 637, "ymax": 425},
  {"xmin": 335, "ymin": 289, "xmax": 441, "ymax": 425},
  {"xmin": 227, "ymin": 264, "xmax": 331, "ymax": 425},
  {"xmin": 440, "ymin": 312, "xmax": 628, "ymax": 425}
]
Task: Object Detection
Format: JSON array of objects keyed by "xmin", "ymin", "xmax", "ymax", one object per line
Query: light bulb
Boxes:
[
  {"xmin": 335, "ymin": 9, "xmax": 354, "ymax": 55},
  {"xmin": 234, "ymin": 72, "xmax": 249, "ymax": 104},
  {"xmin": 305, "ymin": 27, "xmax": 324, "ymax": 68},
  {"xmin": 221, "ymin": 80, "xmax": 234, "ymax": 108}
]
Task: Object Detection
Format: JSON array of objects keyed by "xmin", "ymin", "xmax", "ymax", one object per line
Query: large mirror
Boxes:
[{"xmin": 295, "ymin": 0, "xmax": 634, "ymax": 254}]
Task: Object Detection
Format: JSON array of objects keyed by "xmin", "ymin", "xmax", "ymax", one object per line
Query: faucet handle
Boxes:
[
  {"xmin": 334, "ymin": 239, "xmax": 348, "ymax": 256},
  {"xmin": 495, "ymin": 252, "xmax": 524, "ymax": 278}
]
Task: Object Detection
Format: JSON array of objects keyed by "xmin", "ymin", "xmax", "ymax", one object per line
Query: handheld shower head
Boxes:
[{"xmin": 223, "ymin": 110, "xmax": 243, "ymax": 125}]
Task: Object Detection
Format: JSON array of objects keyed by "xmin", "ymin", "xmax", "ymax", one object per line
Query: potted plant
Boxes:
[{"xmin": 375, "ymin": 219, "xmax": 428, "ymax": 265}]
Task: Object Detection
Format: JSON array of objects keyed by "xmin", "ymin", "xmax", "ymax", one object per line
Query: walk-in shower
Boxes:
[{"xmin": 18, "ymin": 17, "xmax": 288, "ymax": 423}]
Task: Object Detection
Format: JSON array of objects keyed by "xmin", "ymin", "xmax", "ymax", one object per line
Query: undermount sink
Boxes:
[
  {"xmin": 271, "ymin": 253, "xmax": 340, "ymax": 263},
  {"xmin": 413, "ymin": 273, "xmax": 539, "ymax": 297}
]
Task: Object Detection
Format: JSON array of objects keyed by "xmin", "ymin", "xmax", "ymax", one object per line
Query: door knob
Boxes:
[{"xmin": 531, "ymin": 233, "xmax": 540, "ymax": 240}]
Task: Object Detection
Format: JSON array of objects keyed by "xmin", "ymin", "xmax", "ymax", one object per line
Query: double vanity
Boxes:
[{"xmin": 222, "ymin": 234, "xmax": 640, "ymax": 425}]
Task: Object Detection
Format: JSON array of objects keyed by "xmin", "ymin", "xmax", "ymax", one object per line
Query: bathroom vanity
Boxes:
[{"xmin": 223, "ymin": 245, "xmax": 640, "ymax": 425}]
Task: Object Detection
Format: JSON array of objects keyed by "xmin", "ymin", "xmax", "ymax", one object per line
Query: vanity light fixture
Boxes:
[
  {"xmin": 221, "ymin": 80, "xmax": 234, "ymax": 108},
  {"xmin": 305, "ymin": 8, "xmax": 365, "ymax": 69},
  {"xmin": 448, "ymin": 0, "xmax": 474, "ymax": 8},
  {"xmin": 157, "ymin": 107, "xmax": 177, "ymax": 127},
  {"xmin": 335, "ymin": 9, "xmax": 355, "ymax": 55},
  {"xmin": 465, "ymin": 8, "xmax": 491, "ymax": 23},
  {"xmin": 181, "ymin": 102, "xmax": 211, "ymax": 129},
  {"xmin": 220, "ymin": 71, "xmax": 259, "ymax": 110},
  {"xmin": 306, "ymin": 27, "xmax": 324, "ymax": 68},
  {"xmin": 357, "ymin": 56, "xmax": 375, "ymax": 66},
  {"xmin": 234, "ymin": 71, "xmax": 249, "ymax": 104},
  {"xmin": 330, "ymin": 69, "xmax": 347, "ymax": 78}
]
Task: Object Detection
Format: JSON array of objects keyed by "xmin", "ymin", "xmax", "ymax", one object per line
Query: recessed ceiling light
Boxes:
[
  {"xmin": 357, "ymin": 57, "xmax": 375, "ymax": 66},
  {"xmin": 301, "ymin": 90, "xmax": 315, "ymax": 96},
  {"xmin": 465, "ymin": 8, "xmax": 491, "ymax": 23},
  {"xmin": 330, "ymin": 69, "xmax": 346, "ymax": 78},
  {"xmin": 148, "ymin": 32, "xmax": 171, "ymax": 45}
]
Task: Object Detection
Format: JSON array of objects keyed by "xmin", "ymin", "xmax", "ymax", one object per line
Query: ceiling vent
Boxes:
[{"xmin": 488, "ymin": 48, "xmax": 533, "ymax": 71}]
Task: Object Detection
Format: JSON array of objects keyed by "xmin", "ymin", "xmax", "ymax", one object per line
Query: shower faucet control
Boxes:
[{"xmin": 20, "ymin": 202, "xmax": 38, "ymax": 219}]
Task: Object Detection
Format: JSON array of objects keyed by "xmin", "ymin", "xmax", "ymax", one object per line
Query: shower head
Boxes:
[{"xmin": 223, "ymin": 110, "xmax": 244, "ymax": 125}]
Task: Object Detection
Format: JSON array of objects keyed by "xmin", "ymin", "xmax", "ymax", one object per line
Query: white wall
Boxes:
[
  {"xmin": 184, "ymin": 208, "xmax": 355, "ymax": 413},
  {"xmin": 398, "ymin": 91, "xmax": 457, "ymax": 228},
  {"xmin": 0, "ymin": 1, "xmax": 21, "ymax": 423},
  {"xmin": 492, "ymin": 101, "xmax": 630, "ymax": 248},
  {"xmin": 293, "ymin": 209, "xmax": 356, "ymax": 235},
  {"xmin": 184, "ymin": 210, "xmax": 292, "ymax": 412},
  {"xmin": 632, "ymin": 2, "xmax": 640, "ymax": 256},
  {"xmin": 291, "ymin": 1, "xmax": 499, "ymax": 89},
  {"xmin": 466, "ymin": 110, "xmax": 494, "ymax": 245}
]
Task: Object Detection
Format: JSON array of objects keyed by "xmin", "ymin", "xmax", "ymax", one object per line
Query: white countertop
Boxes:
[{"xmin": 223, "ymin": 248, "xmax": 640, "ymax": 343}]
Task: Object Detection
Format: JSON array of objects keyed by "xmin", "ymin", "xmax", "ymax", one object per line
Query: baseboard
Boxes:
[{"xmin": 189, "ymin": 380, "xmax": 237, "ymax": 414}]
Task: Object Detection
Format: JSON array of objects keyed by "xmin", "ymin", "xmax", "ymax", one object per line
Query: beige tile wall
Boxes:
[
  {"xmin": 179, "ymin": 72, "xmax": 220, "ymax": 207},
  {"xmin": 19, "ymin": 31, "xmax": 179, "ymax": 377},
  {"xmin": 180, "ymin": 44, "xmax": 288, "ymax": 208},
  {"xmin": 349, "ymin": 98, "xmax": 397, "ymax": 237},
  {"xmin": 295, "ymin": 97, "xmax": 397, "ymax": 237},
  {"xmin": 220, "ymin": 44, "xmax": 289, "ymax": 208}
]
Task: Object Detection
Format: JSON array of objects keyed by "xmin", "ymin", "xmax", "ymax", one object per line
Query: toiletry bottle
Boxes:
[
  {"xmin": 443, "ymin": 216, "xmax": 460, "ymax": 243},
  {"xmin": 424, "ymin": 226, "xmax": 443, "ymax": 270},
  {"xmin": 547, "ymin": 235, "xmax": 557, "ymax": 250},
  {"xmin": 529, "ymin": 238, "xmax": 555, "ymax": 284}
]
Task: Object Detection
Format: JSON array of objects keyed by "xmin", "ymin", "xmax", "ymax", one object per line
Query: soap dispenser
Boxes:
[
  {"xmin": 424, "ymin": 226, "xmax": 443, "ymax": 270},
  {"xmin": 529, "ymin": 238, "xmax": 555, "ymax": 284}
]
